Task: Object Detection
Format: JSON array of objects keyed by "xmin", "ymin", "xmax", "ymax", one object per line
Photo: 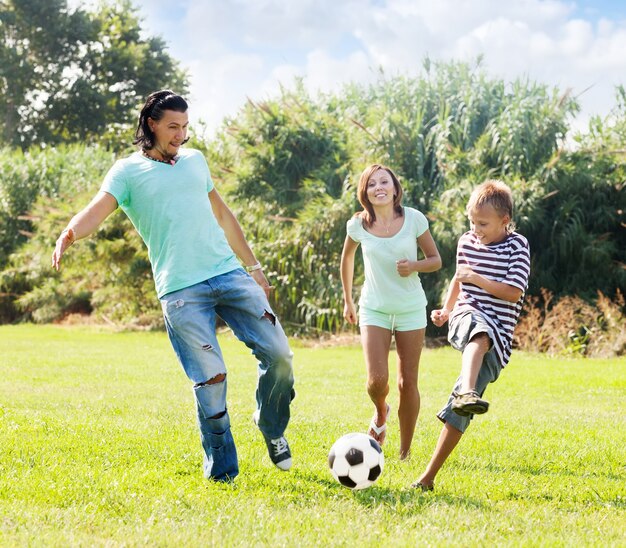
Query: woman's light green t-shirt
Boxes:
[{"xmin": 347, "ymin": 207, "xmax": 429, "ymax": 314}]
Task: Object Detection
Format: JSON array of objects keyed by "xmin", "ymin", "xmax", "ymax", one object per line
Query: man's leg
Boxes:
[
  {"xmin": 194, "ymin": 373, "xmax": 239, "ymax": 481},
  {"xmin": 161, "ymin": 282, "xmax": 239, "ymax": 481},
  {"xmin": 214, "ymin": 269, "xmax": 295, "ymax": 469}
]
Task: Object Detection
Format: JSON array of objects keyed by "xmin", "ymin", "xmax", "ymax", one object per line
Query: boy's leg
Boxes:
[
  {"xmin": 160, "ymin": 283, "xmax": 238, "ymax": 482},
  {"xmin": 459, "ymin": 333, "xmax": 491, "ymax": 394},
  {"xmin": 412, "ymin": 334, "xmax": 502, "ymax": 489},
  {"xmin": 452, "ymin": 332, "xmax": 491, "ymax": 415},
  {"xmin": 412, "ymin": 422, "xmax": 463, "ymax": 489},
  {"xmin": 394, "ymin": 328, "xmax": 425, "ymax": 459},
  {"xmin": 360, "ymin": 325, "xmax": 392, "ymax": 445},
  {"xmin": 213, "ymin": 269, "xmax": 295, "ymax": 469},
  {"xmin": 447, "ymin": 313, "xmax": 495, "ymax": 415}
]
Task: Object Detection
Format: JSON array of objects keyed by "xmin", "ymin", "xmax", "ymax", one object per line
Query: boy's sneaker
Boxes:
[
  {"xmin": 451, "ymin": 391, "xmax": 489, "ymax": 416},
  {"xmin": 252, "ymin": 410, "xmax": 292, "ymax": 471}
]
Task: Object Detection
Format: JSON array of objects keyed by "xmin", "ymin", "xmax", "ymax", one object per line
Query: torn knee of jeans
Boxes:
[
  {"xmin": 201, "ymin": 343, "xmax": 214, "ymax": 352},
  {"xmin": 262, "ymin": 309, "xmax": 276, "ymax": 326},
  {"xmin": 195, "ymin": 373, "xmax": 226, "ymax": 387},
  {"xmin": 194, "ymin": 374, "xmax": 227, "ymax": 419}
]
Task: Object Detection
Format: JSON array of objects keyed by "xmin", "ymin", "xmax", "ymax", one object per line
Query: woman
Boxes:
[{"xmin": 340, "ymin": 164, "xmax": 441, "ymax": 459}]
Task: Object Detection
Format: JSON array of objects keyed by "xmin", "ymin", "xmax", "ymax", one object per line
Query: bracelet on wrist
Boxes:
[
  {"xmin": 62, "ymin": 228, "xmax": 75, "ymax": 245},
  {"xmin": 245, "ymin": 262, "xmax": 263, "ymax": 272}
]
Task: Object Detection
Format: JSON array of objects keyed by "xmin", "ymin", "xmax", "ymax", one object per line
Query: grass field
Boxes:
[{"xmin": 0, "ymin": 324, "xmax": 624, "ymax": 546}]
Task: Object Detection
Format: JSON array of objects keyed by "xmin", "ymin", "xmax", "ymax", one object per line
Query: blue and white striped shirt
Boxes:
[{"xmin": 451, "ymin": 231, "xmax": 530, "ymax": 366}]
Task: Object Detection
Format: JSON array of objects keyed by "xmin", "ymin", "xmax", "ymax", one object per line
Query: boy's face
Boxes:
[{"xmin": 468, "ymin": 204, "xmax": 510, "ymax": 245}]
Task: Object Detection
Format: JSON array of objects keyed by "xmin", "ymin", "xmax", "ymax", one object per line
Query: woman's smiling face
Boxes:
[{"xmin": 366, "ymin": 169, "xmax": 395, "ymax": 207}]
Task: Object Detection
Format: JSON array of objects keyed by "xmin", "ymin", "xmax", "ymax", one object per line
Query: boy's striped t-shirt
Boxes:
[{"xmin": 451, "ymin": 231, "xmax": 530, "ymax": 366}]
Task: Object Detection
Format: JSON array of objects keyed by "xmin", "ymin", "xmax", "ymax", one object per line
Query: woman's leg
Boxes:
[
  {"xmin": 394, "ymin": 328, "xmax": 425, "ymax": 459},
  {"xmin": 360, "ymin": 325, "xmax": 392, "ymax": 444}
]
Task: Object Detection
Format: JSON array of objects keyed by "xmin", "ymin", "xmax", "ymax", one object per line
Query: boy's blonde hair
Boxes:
[{"xmin": 466, "ymin": 179, "xmax": 515, "ymax": 230}]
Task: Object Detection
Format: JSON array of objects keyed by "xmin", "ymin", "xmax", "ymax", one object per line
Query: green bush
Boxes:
[{"xmin": 1, "ymin": 62, "xmax": 624, "ymax": 353}]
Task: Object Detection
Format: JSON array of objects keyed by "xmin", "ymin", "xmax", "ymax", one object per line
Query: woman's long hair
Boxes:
[{"xmin": 133, "ymin": 90, "xmax": 189, "ymax": 150}]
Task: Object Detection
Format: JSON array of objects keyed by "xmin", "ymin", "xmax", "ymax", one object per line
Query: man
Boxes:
[{"xmin": 52, "ymin": 90, "xmax": 295, "ymax": 482}]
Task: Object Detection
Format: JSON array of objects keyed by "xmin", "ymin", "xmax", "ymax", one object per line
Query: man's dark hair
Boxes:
[{"xmin": 134, "ymin": 90, "xmax": 189, "ymax": 150}]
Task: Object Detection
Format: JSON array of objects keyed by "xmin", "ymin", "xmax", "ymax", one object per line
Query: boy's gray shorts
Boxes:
[{"xmin": 437, "ymin": 311, "xmax": 503, "ymax": 433}]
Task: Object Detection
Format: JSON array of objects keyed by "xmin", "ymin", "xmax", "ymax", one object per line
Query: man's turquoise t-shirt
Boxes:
[
  {"xmin": 347, "ymin": 207, "xmax": 429, "ymax": 314},
  {"xmin": 100, "ymin": 149, "xmax": 241, "ymax": 298}
]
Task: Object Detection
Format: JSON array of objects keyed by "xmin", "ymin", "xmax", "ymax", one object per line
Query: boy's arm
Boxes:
[
  {"xmin": 431, "ymin": 276, "xmax": 461, "ymax": 326},
  {"xmin": 442, "ymin": 276, "xmax": 461, "ymax": 310},
  {"xmin": 456, "ymin": 265, "xmax": 523, "ymax": 303}
]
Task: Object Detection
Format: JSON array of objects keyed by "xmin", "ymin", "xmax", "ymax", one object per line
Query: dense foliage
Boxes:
[{"xmin": 0, "ymin": 62, "xmax": 624, "ymax": 354}]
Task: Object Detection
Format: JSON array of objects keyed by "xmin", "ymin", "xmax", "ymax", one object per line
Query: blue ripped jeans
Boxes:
[{"xmin": 160, "ymin": 268, "xmax": 294, "ymax": 481}]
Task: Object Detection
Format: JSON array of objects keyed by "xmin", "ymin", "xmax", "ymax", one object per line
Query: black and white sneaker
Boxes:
[
  {"xmin": 265, "ymin": 436, "xmax": 292, "ymax": 471},
  {"xmin": 252, "ymin": 410, "xmax": 292, "ymax": 471}
]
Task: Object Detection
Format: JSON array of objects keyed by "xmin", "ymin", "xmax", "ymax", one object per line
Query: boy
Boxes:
[{"xmin": 411, "ymin": 179, "xmax": 530, "ymax": 491}]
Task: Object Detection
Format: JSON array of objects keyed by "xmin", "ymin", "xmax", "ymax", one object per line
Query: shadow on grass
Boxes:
[
  {"xmin": 290, "ymin": 469, "xmax": 487, "ymax": 511},
  {"xmin": 351, "ymin": 484, "xmax": 486, "ymax": 511}
]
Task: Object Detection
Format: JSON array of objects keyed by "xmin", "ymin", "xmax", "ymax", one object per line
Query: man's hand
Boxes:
[
  {"xmin": 250, "ymin": 268, "xmax": 273, "ymax": 299},
  {"xmin": 51, "ymin": 228, "xmax": 75, "ymax": 271}
]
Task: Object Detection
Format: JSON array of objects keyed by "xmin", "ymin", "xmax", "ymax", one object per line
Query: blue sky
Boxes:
[{"xmin": 74, "ymin": 0, "xmax": 626, "ymax": 134}]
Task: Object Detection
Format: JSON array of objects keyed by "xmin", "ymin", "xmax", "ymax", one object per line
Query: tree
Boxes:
[
  {"xmin": 214, "ymin": 82, "xmax": 351, "ymax": 216},
  {"xmin": 0, "ymin": 0, "xmax": 188, "ymax": 148}
]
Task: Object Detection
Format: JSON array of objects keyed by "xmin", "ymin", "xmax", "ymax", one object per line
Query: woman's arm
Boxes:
[
  {"xmin": 340, "ymin": 235, "xmax": 359, "ymax": 324},
  {"xmin": 396, "ymin": 229, "xmax": 442, "ymax": 277},
  {"xmin": 51, "ymin": 191, "xmax": 118, "ymax": 270}
]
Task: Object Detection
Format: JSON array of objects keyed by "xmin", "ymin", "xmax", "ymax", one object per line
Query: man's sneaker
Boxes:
[
  {"xmin": 252, "ymin": 410, "xmax": 292, "ymax": 471},
  {"xmin": 451, "ymin": 391, "xmax": 489, "ymax": 416},
  {"xmin": 264, "ymin": 436, "xmax": 292, "ymax": 471}
]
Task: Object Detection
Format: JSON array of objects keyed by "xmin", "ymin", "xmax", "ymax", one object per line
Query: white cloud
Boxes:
[
  {"xmin": 120, "ymin": 0, "xmax": 626, "ymax": 134},
  {"xmin": 304, "ymin": 50, "xmax": 374, "ymax": 93}
]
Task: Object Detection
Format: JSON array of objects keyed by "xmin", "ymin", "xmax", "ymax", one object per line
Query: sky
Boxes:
[{"xmin": 75, "ymin": 0, "xmax": 626, "ymax": 135}]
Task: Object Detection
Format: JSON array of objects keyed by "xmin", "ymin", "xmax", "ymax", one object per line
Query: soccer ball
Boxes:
[{"xmin": 328, "ymin": 433, "xmax": 384, "ymax": 490}]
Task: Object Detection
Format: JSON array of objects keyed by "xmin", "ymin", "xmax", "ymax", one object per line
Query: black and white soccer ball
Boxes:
[{"xmin": 328, "ymin": 433, "xmax": 384, "ymax": 490}]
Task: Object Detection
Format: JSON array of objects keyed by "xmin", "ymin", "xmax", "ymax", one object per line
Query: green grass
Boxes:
[{"xmin": 0, "ymin": 324, "xmax": 624, "ymax": 546}]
